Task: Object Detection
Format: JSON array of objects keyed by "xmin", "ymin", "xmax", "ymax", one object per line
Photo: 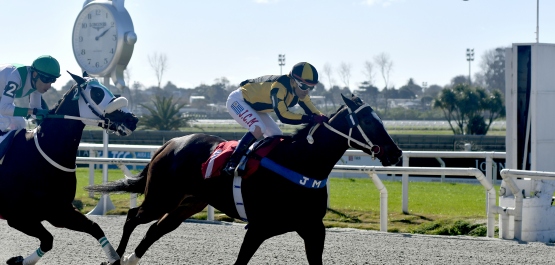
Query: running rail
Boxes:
[
  {"xmin": 76, "ymin": 157, "xmax": 498, "ymax": 236},
  {"xmin": 333, "ymin": 166, "xmax": 497, "ymax": 237}
]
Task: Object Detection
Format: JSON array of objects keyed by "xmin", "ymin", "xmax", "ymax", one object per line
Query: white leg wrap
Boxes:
[
  {"xmin": 22, "ymin": 248, "xmax": 44, "ymax": 265},
  {"xmin": 99, "ymin": 237, "xmax": 120, "ymax": 263},
  {"xmin": 122, "ymin": 252, "xmax": 140, "ymax": 265}
]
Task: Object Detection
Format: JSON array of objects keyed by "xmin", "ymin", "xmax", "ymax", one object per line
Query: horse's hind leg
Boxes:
[
  {"xmin": 48, "ymin": 205, "xmax": 120, "ymax": 265},
  {"xmin": 116, "ymin": 197, "xmax": 186, "ymax": 258},
  {"xmin": 234, "ymin": 224, "xmax": 288, "ymax": 265},
  {"xmin": 296, "ymin": 220, "xmax": 325, "ymax": 265},
  {"xmin": 125, "ymin": 196, "xmax": 207, "ymax": 264},
  {"xmin": 6, "ymin": 219, "xmax": 53, "ymax": 265},
  {"xmin": 115, "ymin": 207, "xmax": 142, "ymax": 257}
]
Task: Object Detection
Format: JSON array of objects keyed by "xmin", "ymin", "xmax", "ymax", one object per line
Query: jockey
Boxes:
[
  {"xmin": 0, "ymin": 55, "xmax": 60, "ymax": 133},
  {"xmin": 224, "ymin": 62, "xmax": 329, "ymax": 175}
]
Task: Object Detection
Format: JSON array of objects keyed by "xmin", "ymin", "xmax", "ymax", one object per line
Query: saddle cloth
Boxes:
[{"xmin": 201, "ymin": 136, "xmax": 286, "ymax": 179}]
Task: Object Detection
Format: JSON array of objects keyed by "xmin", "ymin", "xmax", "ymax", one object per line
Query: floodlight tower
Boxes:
[
  {"xmin": 466, "ymin": 48, "xmax": 474, "ymax": 85},
  {"xmin": 278, "ymin": 54, "xmax": 286, "ymax": 75}
]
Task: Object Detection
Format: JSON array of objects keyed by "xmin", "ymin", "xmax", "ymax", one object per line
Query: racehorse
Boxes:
[
  {"xmin": 0, "ymin": 72, "xmax": 138, "ymax": 265},
  {"xmin": 86, "ymin": 94, "xmax": 402, "ymax": 265}
]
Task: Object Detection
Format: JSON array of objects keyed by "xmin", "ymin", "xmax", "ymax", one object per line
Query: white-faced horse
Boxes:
[{"xmin": 0, "ymin": 72, "xmax": 138, "ymax": 265}]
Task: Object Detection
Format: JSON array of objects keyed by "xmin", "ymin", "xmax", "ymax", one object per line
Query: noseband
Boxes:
[{"xmin": 306, "ymin": 103, "xmax": 381, "ymax": 159}]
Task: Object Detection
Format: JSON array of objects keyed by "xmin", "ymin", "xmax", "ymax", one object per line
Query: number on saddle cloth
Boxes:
[
  {"xmin": 201, "ymin": 136, "xmax": 287, "ymax": 179},
  {"xmin": 0, "ymin": 130, "xmax": 22, "ymax": 165}
]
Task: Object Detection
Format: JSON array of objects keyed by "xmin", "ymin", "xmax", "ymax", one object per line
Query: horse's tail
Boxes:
[{"xmin": 84, "ymin": 165, "xmax": 149, "ymax": 194}]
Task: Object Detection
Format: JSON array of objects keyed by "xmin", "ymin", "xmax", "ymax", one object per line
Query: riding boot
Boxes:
[{"xmin": 223, "ymin": 131, "xmax": 257, "ymax": 176}]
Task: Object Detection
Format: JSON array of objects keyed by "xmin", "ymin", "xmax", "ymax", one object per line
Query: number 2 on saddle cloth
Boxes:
[{"xmin": 201, "ymin": 136, "xmax": 286, "ymax": 179}]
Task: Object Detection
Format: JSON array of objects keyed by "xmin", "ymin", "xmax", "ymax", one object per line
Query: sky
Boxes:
[{"xmin": 2, "ymin": 0, "xmax": 555, "ymax": 91}]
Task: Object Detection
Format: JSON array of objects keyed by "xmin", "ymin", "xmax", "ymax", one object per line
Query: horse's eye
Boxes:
[{"xmin": 90, "ymin": 87, "xmax": 105, "ymax": 105}]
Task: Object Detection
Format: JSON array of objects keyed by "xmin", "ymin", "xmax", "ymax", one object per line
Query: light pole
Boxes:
[
  {"xmin": 466, "ymin": 48, "xmax": 474, "ymax": 85},
  {"xmin": 536, "ymin": 0, "xmax": 539, "ymax": 43},
  {"xmin": 278, "ymin": 54, "xmax": 286, "ymax": 75}
]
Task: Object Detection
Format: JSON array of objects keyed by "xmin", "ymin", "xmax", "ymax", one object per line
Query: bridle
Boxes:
[
  {"xmin": 306, "ymin": 103, "xmax": 381, "ymax": 159},
  {"xmin": 33, "ymin": 82, "xmax": 125, "ymax": 172}
]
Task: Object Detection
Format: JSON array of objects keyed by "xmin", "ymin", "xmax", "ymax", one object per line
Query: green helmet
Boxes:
[{"xmin": 31, "ymin": 55, "xmax": 61, "ymax": 78}]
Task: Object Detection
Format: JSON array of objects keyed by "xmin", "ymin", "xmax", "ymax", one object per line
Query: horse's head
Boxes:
[
  {"xmin": 51, "ymin": 71, "xmax": 138, "ymax": 136},
  {"xmin": 327, "ymin": 94, "xmax": 402, "ymax": 166}
]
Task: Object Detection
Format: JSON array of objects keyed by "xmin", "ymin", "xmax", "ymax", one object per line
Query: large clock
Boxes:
[{"xmin": 72, "ymin": 0, "xmax": 137, "ymax": 88}]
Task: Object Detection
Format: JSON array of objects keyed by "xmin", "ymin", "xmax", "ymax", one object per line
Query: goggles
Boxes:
[
  {"xmin": 37, "ymin": 73, "xmax": 57, "ymax": 83},
  {"xmin": 293, "ymin": 78, "xmax": 314, "ymax": 91}
]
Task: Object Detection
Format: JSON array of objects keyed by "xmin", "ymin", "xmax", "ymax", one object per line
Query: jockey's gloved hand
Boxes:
[
  {"xmin": 33, "ymin": 108, "xmax": 49, "ymax": 120},
  {"xmin": 311, "ymin": 114, "xmax": 329, "ymax": 124}
]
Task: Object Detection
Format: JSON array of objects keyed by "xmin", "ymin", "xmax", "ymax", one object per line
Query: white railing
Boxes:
[
  {"xmin": 75, "ymin": 157, "xmax": 497, "ymax": 236},
  {"xmin": 77, "ymin": 144, "xmax": 506, "ymax": 231},
  {"xmin": 333, "ymin": 166, "xmax": 496, "ymax": 237}
]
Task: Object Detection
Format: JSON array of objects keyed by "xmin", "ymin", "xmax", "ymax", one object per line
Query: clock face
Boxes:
[{"xmin": 72, "ymin": 4, "xmax": 118, "ymax": 75}]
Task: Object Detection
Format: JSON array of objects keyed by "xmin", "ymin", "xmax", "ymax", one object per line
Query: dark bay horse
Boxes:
[
  {"xmin": 0, "ymin": 72, "xmax": 138, "ymax": 265},
  {"xmin": 87, "ymin": 94, "xmax": 402, "ymax": 265}
]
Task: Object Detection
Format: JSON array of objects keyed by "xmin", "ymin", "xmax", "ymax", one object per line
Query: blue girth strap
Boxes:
[{"xmin": 260, "ymin": 157, "xmax": 327, "ymax": 189}]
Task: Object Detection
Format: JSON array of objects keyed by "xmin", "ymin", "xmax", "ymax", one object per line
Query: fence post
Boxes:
[
  {"xmin": 402, "ymin": 154, "xmax": 409, "ymax": 214},
  {"xmin": 88, "ymin": 148, "xmax": 95, "ymax": 198},
  {"xmin": 485, "ymin": 154, "xmax": 493, "ymax": 215}
]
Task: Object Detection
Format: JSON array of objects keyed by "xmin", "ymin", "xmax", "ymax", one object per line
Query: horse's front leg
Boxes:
[
  {"xmin": 6, "ymin": 219, "xmax": 53, "ymax": 265},
  {"xmin": 48, "ymin": 205, "xmax": 120, "ymax": 265},
  {"xmin": 296, "ymin": 220, "xmax": 325, "ymax": 265}
]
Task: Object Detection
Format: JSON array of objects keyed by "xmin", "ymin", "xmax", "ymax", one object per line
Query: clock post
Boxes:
[{"xmin": 73, "ymin": 0, "xmax": 137, "ymax": 215}]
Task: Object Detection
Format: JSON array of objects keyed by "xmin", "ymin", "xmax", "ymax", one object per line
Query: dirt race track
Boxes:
[{"xmin": 1, "ymin": 216, "xmax": 554, "ymax": 265}]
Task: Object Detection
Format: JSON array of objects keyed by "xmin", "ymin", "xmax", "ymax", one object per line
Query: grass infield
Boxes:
[{"xmin": 75, "ymin": 169, "xmax": 498, "ymax": 236}]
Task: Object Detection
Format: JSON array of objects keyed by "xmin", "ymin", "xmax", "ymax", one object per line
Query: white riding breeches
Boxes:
[
  {"xmin": 226, "ymin": 89, "xmax": 282, "ymax": 138},
  {"xmin": 0, "ymin": 114, "xmax": 26, "ymax": 132}
]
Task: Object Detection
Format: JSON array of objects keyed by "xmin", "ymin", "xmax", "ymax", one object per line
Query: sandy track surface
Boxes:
[{"xmin": 1, "ymin": 216, "xmax": 554, "ymax": 264}]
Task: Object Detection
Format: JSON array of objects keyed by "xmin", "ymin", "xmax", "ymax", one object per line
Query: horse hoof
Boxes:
[
  {"xmin": 100, "ymin": 260, "xmax": 120, "ymax": 265},
  {"xmin": 121, "ymin": 253, "xmax": 140, "ymax": 265},
  {"xmin": 6, "ymin": 256, "xmax": 23, "ymax": 265}
]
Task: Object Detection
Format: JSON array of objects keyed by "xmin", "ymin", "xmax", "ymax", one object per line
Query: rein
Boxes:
[
  {"xmin": 45, "ymin": 114, "xmax": 105, "ymax": 125},
  {"xmin": 32, "ymin": 84, "xmax": 114, "ymax": 172},
  {"xmin": 306, "ymin": 103, "xmax": 381, "ymax": 158},
  {"xmin": 33, "ymin": 129, "xmax": 76, "ymax": 172}
]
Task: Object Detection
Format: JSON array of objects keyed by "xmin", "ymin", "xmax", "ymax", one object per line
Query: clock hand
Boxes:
[{"xmin": 95, "ymin": 28, "xmax": 110, "ymax": 41}]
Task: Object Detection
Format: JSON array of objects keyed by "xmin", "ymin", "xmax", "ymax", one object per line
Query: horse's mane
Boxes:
[
  {"xmin": 291, "ymin": 104, "xmax": 346, "ymax": 141},
  {"xmin": 50, "ymin": 83, "xmax": 77, "ymax": 113}
]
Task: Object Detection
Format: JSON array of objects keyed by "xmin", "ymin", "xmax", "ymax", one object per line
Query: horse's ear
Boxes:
[
  {"xmin": 83, "ymin": 71, "xmax": 89, "ymax": 78},
  {"xmin": 341, "ymin": 93, "xmax": 357, "ymax": 110},
  {"xmin": 68, "ymin": 71, "xmax": 86, "ymax": 85}
]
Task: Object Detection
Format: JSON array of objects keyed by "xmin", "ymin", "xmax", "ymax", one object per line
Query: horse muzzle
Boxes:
[{"xmin": 106, "ymin": 112, "xmax": 138, "ymax": 136}]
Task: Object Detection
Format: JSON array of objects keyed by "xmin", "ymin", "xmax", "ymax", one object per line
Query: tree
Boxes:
[
  {"xmin": 337, "ymin": 62, "xmax": 352, "ymax": 89},
  {"xmin": 422, "ymin": 84, "xmax": 443, "ymax": 98},
  {"xmin": 398, "ymin": 87, "xmax": 416, "ymax": 99},
  {"xmin": 148, "ymin": 52, "xmax": 168, "ymax": 89},
  {"xmin": 374, "ymin": 52, "xmax": 393, "ymax": 89},
  {"xmin": 398, "ymin": 78, "xmax": 422, "ymax": 98},
  {"xmin": 450, "ymin": 75, "xmax": 469, "ymax": 86},
  {"xmin": 362, "ymin": 60, "xmax": 375, "ymax": 86},
  {"xmin": 479, "ymin": 47, "xmax": 507, "ymax": 93},
  {"xmin": 139, "ymin": 95, "xmax": 193, "ymax": 131},
  {"xmin": 433, "ymin": 84, "xmax": 505, "ymax": 135},
  {"xmin": 482, "ymin": 89, "xmax": 505, "ymax": 132},
  {"xmin": 322, "ymin": 62, "xmax": 334, "ymax": 90},
  {"xmin": 121, "ymin": 67, "xmax": 133, "ymax": 109},
  {"xmin": 357, "ymin": 81, "xmax": 379, "ymax": 106}
]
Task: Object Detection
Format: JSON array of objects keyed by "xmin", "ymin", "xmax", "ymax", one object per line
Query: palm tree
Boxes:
[{"xmin": 139, "ymin": 95, "xmax": 194, "ymax": 130}]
